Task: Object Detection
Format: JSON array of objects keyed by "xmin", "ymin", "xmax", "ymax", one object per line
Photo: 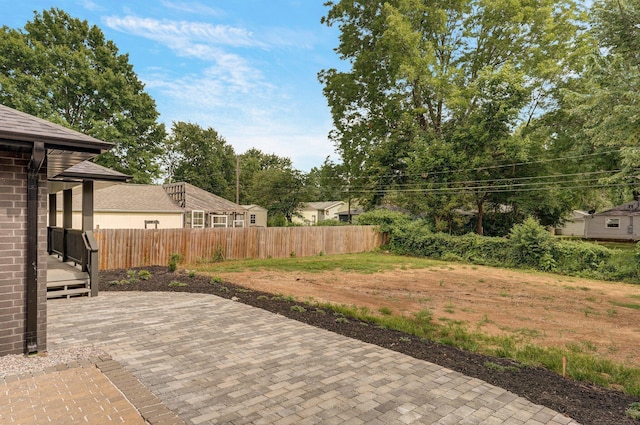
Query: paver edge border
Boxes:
[{"xmin": 1, "ymin": 355, "xmax": 187, "ymax": 425}]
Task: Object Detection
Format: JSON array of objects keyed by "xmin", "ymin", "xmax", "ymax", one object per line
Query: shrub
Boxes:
[
  {"xmin": 137, "ymin": 270, "xmax": 151, "ymax": 280},
  {"xmin": 508, "ymin": 217, "xmax": 554, "ymax": 268},
  {"xmin": 168, "ymin": 253, "xmax": 182, "ymax": 272},
  {"xmin": 626, "ymin": 402, "xmax": 640, "ymax": 419},
  {"xmin": 315, "ymin": 219, "xmax": 348, "ymax": 226},
  {"xmin": 126, "ymin": 270, "xmax": 139, "ymax": 283},
  {"xmin": 551, "ymin": 240, "xmax": 611, "ymax": 275},
  {"xmin": 355, "ymin": 209, "xmax": 413, "ymax": 233}
]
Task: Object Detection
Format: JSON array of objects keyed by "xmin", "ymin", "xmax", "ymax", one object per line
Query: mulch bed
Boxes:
[{"xmin": 100, "ymin": 266, "xmax": 640, "ymax": 425}]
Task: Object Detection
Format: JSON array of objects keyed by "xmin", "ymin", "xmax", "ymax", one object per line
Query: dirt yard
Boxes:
[{"xmin": 213, "ymin": 263, "xmax": 640, "ymax": 369}]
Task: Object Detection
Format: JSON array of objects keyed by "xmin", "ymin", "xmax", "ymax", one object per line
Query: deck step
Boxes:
[
  {"xmin": 47, "ymin": 279, "xmax": 89, "ymax": 289},
  {"xmin": 47, "ymin": 287, "xmax": 91, "ymax": 299}
]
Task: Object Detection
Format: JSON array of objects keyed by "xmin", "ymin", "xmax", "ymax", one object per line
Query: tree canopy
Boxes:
[
  {"xmin": 164, "ymin": 122, "xmax": 237, "ymax": 200},
  {"xmin": 0, "ymin": 8, "xmax": 165, "ymax": 183},
  {"xmin": 320, "ymin": 0, "xmax": 589, "ymax": 233}
]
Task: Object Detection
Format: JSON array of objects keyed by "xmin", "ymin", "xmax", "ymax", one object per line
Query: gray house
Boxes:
[
  {"xmin": 0, "ymin": 104, "xmax": 125, "ymax": 356},
  {"xmin": 584, "ymin": 201, "xmax": 640, "ymax": 240}
]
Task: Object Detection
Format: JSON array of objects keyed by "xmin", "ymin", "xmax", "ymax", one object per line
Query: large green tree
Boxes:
[
  {"xmin": 558, "ymin": 0, "xmax": 640, "ymax": 207},
  {"xmin": 320, "ymin": 0, "xmax": 587, "ymax": 233},
  {"xmin": 236, "ymin": 148, "xmax": 297, "ymax": 203},
  {"xmin": 164, "ymin": 122, "xmax": 237, "ymax": 200},
  {"xmin": 0, "ymin": 8, "xmax": 165, "ymax": 183},
  {"xmin": 306, "ymin": 157, "xmax": 347, "ymax": 201},
  {"xmin": 247, "ymin": 167, "xmax": 307, "ymax": 223}
]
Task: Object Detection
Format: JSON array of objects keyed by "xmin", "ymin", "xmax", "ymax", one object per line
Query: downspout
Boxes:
[{"xmin": 26, "ymin": 142, "xmax": 45, "ymax": 354}]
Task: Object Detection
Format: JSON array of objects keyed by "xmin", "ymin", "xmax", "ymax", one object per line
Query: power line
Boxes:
[
  {"xmin": 315, "ymin": 149, "xmax": 622, "ymax": 182},
  {"xmin": 347, "ymin": 181, "xmax": 636, "ymax": 195},
  {"xmin": 365, "ymin": 169, "xmax": 629, "ymax": 190}
]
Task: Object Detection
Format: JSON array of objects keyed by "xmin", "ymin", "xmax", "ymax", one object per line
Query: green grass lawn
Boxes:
[{"xmin": 192, "ymin": 252, "xmax": 441, "ymax": 274}]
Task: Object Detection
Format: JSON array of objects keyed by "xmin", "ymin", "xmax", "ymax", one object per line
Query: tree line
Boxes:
[{"xmin": 0, "ymin": 3, "xmax": 638, "ymax": 232}]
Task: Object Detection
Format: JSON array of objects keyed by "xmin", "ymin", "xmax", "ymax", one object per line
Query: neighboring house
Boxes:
[
  {"xmin": 584, "ymin": 200, "xmax": 640, "ymax": 240},
  {"xmin": 555, "ymin": 210, "xmax": 588, "ymax": 237},
  {"xmin": 56, "ymin": 182, "xmax": 250, "ymax": 229},
  {"xmin": 0, "ymin": 104, "xmax": 119, "ymax": 356},
  {"xmin": 338, "ymin": 207, "xmax": 365, "ymax": 223},
  {"xmin": 293, "ymin": 201, "xmax": 345, "ymax": 225},
  {"xmin": 164, "ymin": 182, "xmax": 247, "ymax": 228},
  {"xmin": 242, "ymin": 205, "xmax": 268, "ymax": 227}
]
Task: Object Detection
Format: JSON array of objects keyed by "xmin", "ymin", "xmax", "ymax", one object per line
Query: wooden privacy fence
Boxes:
[{"xmin": 94, "ymin": 226, "xmax": 385, "ymax": 270}]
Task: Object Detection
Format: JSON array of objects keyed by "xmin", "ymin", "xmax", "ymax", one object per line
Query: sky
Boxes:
[{"xmin": 0, "ymin": 0, "xmax": 346, "ymax": 171}]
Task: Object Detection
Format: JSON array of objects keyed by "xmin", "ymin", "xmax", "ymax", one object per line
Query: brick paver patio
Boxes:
[{"xmin": 41, "ymin": 292, "xmax": 579, "ymax": 425}]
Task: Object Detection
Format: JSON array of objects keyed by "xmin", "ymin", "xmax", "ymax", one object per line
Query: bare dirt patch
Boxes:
[{"xmin": 213, "ymin": 263, "xmax": 640, "ymax": 369}]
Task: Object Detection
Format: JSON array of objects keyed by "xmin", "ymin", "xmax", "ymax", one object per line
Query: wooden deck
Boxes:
[{"xmin": 47, "ymin": 256, "xmax": 90, "ymax": 299}]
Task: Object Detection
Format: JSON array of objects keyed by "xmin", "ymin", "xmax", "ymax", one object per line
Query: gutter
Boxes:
[{"xmin": 26, "ymin": 142, "xmax": 45, "ymax": 354}]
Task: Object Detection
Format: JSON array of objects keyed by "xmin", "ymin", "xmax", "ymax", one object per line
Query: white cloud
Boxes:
[
  {"xmin": 101, "ymin": 8, "xmax": 335, "ymax": 170},
  {"xmin": 160, "ymin": 0, "xmax": 224, "ymax": 17},
  {"xmin": 103, "ymin": 15, "xmax": 264, "ymax": 58},
  {"xmin": 81, "ymin": 0, "xmax": 106, "ymax": 12}
]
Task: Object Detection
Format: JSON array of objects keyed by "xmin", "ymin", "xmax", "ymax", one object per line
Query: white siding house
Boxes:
[
  {"xmin": 54, "ymin": 184, "xmax": 184, "ymax": 229},
  {"xmin": 54, "ymin": 182, "xmax": 255, "ymax": 230},
  {"xmin": 242, "ymin": 205, "xmax": 268, "ymax": 227},
  {"xmin": 555, "ymin": 210, "xmax": 588, "ymax": 237},
  {"xmin": 293, "ymin": 201, "xmax": 345, "ymax": 225}
]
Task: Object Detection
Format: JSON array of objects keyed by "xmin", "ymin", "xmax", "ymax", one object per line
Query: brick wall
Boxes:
[{"xmin": 0, "ymin": 150, "xmax": 48, "ymax": 356}]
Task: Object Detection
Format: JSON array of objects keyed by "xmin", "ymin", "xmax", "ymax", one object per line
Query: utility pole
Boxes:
[{"xmin": 236, "ymin": 156, "xmax": 240, "ymax": 205}]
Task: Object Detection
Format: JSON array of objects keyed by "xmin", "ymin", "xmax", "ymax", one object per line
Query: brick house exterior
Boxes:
[
  {"xmin": 0, "ymin": 104, "xmax": 113, "ymax": 356},
  {"xmin": 0, "ymin": 151, "xmax": 48, "ymax": 355}
]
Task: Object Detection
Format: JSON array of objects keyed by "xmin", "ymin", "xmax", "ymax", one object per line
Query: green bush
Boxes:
[
  {"xmin": 315, "ymin": 219, "xmax": 348, "ymax": 226},
  {"xmin": 168, "ymin": 253, "xmax": 182, "ymax": 272},
  {"xmin": 388, "ymin": 222, "xmax": 511, "ymax": 267},
  {"xmin": 355, "ymin": 209, "xmax": 413, "ymax": 233},
  {"xmin": 508, "ymin": 217, "xmax": 554, "ymax": 268},
  {"xmin": 379, "ymin": 216, "xmax": 617, "ymax": 278},
  {"xmin": 551, "ymin": 240, "xmax": 611, "ymax": 274}
]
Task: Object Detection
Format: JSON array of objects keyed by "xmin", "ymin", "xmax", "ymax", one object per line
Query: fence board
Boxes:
[{"xmin": 94, "ymin": 226, "xmax": 384, "ymax": 270}]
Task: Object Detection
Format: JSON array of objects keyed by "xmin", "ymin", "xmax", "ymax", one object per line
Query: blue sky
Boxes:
[{"xmin": 1, "ymin": 1, "xmax": 345, "ymax": 171}]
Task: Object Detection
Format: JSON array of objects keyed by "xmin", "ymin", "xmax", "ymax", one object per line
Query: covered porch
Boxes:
[{"xmin": 46, "ymin": 161, "xmax": 130, "ymax": 299}]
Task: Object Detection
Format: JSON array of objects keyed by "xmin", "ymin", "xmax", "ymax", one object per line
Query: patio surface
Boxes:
[{"xmin": 8, "ymin": 292, "xmax": 580, "ymax": 424}]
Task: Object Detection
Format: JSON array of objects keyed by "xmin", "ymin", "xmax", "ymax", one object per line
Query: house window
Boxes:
[
  {"xmin": 192, "ymin": 211, "xmax": 205, "ymax": 228},
  {"xmin": 232, "ymin": 220, "xmax": 245, "ymax": 228},
  {"xmin": 211, "ymin": 215, "xmax": 228, "ymax": 228},
  {"xmin": 250, "ymin": 214, "xmax": 256, "ymax": 225},
  {"xmin": 606, "ymin": 218, "xmax": 620, "ymax": 228},
  {"xmin": 144, "ymin": 220, "xmax": 159, "ymax": 229}
]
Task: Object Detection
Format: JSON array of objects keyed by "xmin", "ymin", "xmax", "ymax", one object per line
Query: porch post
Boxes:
[
  {"xmin": 81, "ymin": 181, "xmax": 99, "ymax": 296},
  {"xmin": 62, "ymin": 189, "xmax": 72, "ymax": 262},
  {"xmin": 82, "ymin": 181, "xmax": 94, "ymax": 231},
  {"xmin": 62, "ymin": 189, "xmax": 72, "ymax": 228},
  {"xmin": 48, "ymin": 193, "xmax": 56, "ymax": 227},
  {"xmin": 26, "ymin": 142, "xmax": 45, "ymax": 354},
  {"xmin": 48, "ymin": 193, "xmax": 56, "ymax": 254}
]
